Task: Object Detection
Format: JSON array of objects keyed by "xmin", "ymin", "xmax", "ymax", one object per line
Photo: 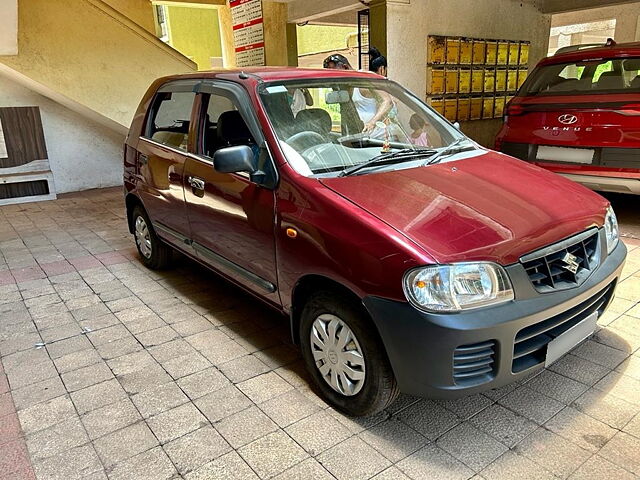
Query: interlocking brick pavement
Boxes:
[{"xmin": 0, "ymin": 187, "xmax": 639, "ymax": 479}]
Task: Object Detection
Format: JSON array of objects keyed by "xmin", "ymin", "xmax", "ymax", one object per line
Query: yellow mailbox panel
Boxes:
[
  {"xmin": 485, "ymin": 41, "xmax": 497, "ymax": 64},
  {"xmin": 444, "ymin": 98, "xmax": 458, "ymax": 121},
  {"xmin": 519, "ymin": 43, "xmax": 529, "ymax": 65},
  {"xmin": 494, "ymin": 96, "xmax": 506, "ymax": 117},
  {"xmin": 471, "ymin": 68, "xmax": 484, "ymax": 93},
  {"xmin": 482, "ymin": 96, "xmax": 495, "ymax": 119},
  {"xmin": 459, "ymin": 38, "xmax": 472, "ymax": 64},
  {"xmin": 429, "ymin": 98, "xmax": 444, "ymax": 116},
  {"xmin": 495, "ymin": 69, "xmax": 507, "ymax": 92},
  {"xmin": 428, "ymin": 68, "xmax": 445, "ymax": 95},
  {"xmin": 518, "ymin": 68, "xmax": 528, "ymax": 89},
  {"xmin": 508, "ymin": 42, "xmax": 520, "ymax": 65},
  {"xmin": 457, "ymin": 97, "xmax": 470, "ymax": 121},
  {"xmin": 470, "ymin": 97, "xmax": 483, "ymax": 120},
  {"xmin": 472, "ymin": 40, "xmax": 486, "ymax": 65},
  {"xmin": 483, "ymin": 68, "xmax": 495, "ymax": 93},
  {"xmin": 507, "ymin": 69, "xmax": 519, "ymax": 91},
  {"xmin": 428, "ymin": 36, "xmax": 446, "ymax": 64},
  {"xmin": 446, "ymin": 38, "xmax": 460, "ymax": 64},
  {"xmin": 458, "ymin": 68, "xmax": 471, "ymax": 94},
  {"xmin": 497, "ymin": 42, "xmax": 509, "ymax": 65},
  {"xmin": 445, "ymin": 68, "xmax": 459, "ymax": 94}
]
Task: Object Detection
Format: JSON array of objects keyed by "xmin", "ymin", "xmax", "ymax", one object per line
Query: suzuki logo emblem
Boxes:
[
  {"xmin": 558, "ymin": 114, "xmax": 578, "ymax": 125},
  {"xmin": 561, "ymin": 252, "xmax": 580, "ymax": 274}
]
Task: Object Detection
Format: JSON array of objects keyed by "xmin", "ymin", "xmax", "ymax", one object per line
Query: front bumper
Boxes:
[{"xmin": 363, "ymin": 238, "xmax": 627, "ymax": 399}]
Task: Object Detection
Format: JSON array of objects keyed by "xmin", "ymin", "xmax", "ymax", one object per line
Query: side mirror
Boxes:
[{"xmin": 213, "ymin": 145, "xmax": 256, "ymax": 174}]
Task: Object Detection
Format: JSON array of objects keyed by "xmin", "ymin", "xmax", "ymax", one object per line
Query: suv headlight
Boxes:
[
  {"xmin": 403, "ymin": 262, "xmax": 514, "ymax": 313},
  {"xmin": 604, "ymin": 205, "xmax": 619, "ymax": 255}
]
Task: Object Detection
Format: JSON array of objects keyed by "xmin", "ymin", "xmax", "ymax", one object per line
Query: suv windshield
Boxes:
[
  {"xmin": 520, "ymin": 56, "xmax": 640, "ymax": 96},
  {"xmin": 258, "ymin": 78, "xmax": 467, "ymax": 177}
]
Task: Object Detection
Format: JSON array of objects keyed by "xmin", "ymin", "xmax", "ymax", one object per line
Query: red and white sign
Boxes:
[{"xmin": 229, "ymin": 0, "xmax": 265, "ymax": 67}]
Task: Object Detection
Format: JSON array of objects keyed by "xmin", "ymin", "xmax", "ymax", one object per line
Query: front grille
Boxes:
[
  {"xmin": 453, "ymin": 340, "xmax": 496, "ymax": 386},
  {"xmin": 512, "ymin": 281, "xmax": 615, "ymax": 373},
  {"xmin": 521, "ymin": 229, "xmax": 599, "ymax": 293}
]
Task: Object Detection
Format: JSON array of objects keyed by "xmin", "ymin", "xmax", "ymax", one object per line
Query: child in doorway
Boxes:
[{"xmin": 409, "ymin": 114, "xmax": 430, "ymax": 147}]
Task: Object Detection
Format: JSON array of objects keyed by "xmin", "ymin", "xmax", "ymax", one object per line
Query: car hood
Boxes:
[{"xmin": 320, "ymin": 150, "xmax": 608, "ymax": 265}]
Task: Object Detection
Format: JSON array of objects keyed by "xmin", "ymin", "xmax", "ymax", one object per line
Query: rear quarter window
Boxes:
[{"xmin": 520, "ymin": 56, "xmax": 640, "ymax": 96}]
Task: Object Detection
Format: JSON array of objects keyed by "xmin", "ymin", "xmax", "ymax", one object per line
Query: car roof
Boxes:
[
  {"xmin": 157, "ymin": 67, "xmax": 382, "ymax": 85},
  {"xmin": 539, "ymin": 41, "xmax": 640, "ymax": 66}
]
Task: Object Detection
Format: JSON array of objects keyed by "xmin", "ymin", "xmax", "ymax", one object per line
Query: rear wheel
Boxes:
[
  {"xmin": 299, "ymin": 290, "xmax": 399, "ymax": 416},
  {"xmin": 132, "ymin": 205, "xmax": 172, "ymax": 269}
]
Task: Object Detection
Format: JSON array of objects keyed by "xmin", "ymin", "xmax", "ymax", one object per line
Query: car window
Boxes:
[
  {"xmin": 146, "ymin": 91, "xmax": 196, "ymax": 151},
  {"xmin": 520, "ymin": 57, "xmax": 640, "ymax": 96},
  {"xmin": 199, "ymin": 93, "xmax": 257, "ymax": 161}
]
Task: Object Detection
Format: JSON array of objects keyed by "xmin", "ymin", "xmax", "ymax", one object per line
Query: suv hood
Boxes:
[{"xmin": 320, "ymin": 151, "xmax": 608, "ymax": 265}]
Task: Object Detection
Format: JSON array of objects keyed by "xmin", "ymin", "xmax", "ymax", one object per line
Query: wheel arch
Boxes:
[
  {"xmin": 289, "ymin": 274, "xmax": 380, "ymax": 345},
  {"xmin": 125, "ymin": 193, "xmax": 145, "ymax": 234}
]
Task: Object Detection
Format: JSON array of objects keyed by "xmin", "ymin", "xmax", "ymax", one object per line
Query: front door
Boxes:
[
  {"xmin": 136, "ymin": 81, "xmax": 198, "ymax": 246},
  {"xmin": 183, "ymin": 82, "xmax": 279, "ymax": 303}
]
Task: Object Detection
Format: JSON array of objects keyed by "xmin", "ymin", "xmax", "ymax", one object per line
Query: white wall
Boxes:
[
  {"xmin": 385, "ymin": 0, "xmax": 552, "ymax": 146},
  {"xmin": 0, "ymin": 74, "xmax": 124, "ymax": 193},
  {"xmin": 0, "ymin": 0, "xmax": 18, "ymax": 55},
  {"xmin": 551, "ymin": 3, "xmax": 640, "ymax": 43}
]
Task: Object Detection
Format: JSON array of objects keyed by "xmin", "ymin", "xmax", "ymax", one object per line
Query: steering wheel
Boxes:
[{"xmin": 285, "ymin": 131, "xmax": 325, "ymax": 151}]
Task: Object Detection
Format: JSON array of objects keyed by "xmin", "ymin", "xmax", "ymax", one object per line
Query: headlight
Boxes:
[
  {"xmin": 403, "ymin": 262, "xmax": 514, "ymax": 313},
  {"xmin": 604, "ymin": 205, "xmax": 619, "ymax": 255}
]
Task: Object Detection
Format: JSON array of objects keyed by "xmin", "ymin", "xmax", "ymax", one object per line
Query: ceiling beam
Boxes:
[
  {"xmin": 287, "ymin": 0, "xmax": 363, "ymax": 23},
  {"xmin": 540, "ymin": 0, "xmax": 640, "ymax": 14}
]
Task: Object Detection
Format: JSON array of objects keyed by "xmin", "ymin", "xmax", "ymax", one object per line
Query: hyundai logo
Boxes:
[{"xmin": 558, "ymin": 114, "xmax": 578, "ymax": 125}]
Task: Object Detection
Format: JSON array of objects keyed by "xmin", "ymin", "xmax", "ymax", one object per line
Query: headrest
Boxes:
[
  {"xmin": 295, "ymin": 108, "xmax": 332, "ymax": 135},
  {"xmin": 217, "ymin": 110, "xmax": 253, "ymax": 145},
  {"xmin": 595, "ymin": 71, "xmax": 624, "ymax": 90},
  {"xmin": 623, "ymin": 59, "xmax": 640, "ymax": 71}
]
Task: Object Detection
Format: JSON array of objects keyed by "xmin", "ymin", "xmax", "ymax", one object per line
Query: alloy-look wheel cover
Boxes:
[
  {"xmin": 134, "ymin": 216, "xmax": 152, "ymax": 259},
  {"xmin": 310, "ymin": 313, "xmax": 366, "ymax": 396}
]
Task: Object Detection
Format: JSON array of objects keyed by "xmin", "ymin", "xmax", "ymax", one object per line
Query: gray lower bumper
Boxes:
[{"xmin": 363, "ymin": 240, "xmax": 627, "ymax": 399}]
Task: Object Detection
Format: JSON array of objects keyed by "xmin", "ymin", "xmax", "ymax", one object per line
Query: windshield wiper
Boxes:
[
  {"xmin": 339, "ymin": 147, "xmax": 436, "ymax": 177},
  {"xmin": 422, "ymin": 137, "xmax": 472, "ymax": 166}
]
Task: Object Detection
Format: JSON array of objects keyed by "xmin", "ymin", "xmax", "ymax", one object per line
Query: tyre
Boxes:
[
  {"xmin": 131, "ymin": 205, "xmax": 172, "ymax": 269},
  {"xmin": 299, "ymin": 290, "xmax": 399, "ymax": 416}
]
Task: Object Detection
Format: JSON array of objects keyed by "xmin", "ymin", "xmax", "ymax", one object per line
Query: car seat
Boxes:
[
  {"xmin": 215, "ymin": 110, "xmax": 259, "ymax": 162},
  {"xmin": 595, "ymin": 71, "xmax": 624, "ymax": 90},
  {"xmin": 295, "ymin": 108, "xmax": 333, "ymax": 136}
]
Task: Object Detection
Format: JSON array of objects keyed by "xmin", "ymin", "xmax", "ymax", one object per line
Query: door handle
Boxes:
[{"xmin": 188, "ymin": 176, "xmax": 205, "ymax": 190}]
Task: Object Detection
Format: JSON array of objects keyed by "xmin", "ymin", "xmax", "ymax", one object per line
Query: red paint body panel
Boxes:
[{"xmin": 321, "ymin": 152, "xmax": 607, "ymax": 265}]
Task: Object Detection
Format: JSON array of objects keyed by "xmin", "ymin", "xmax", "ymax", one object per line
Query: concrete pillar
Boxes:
[
  {"xmin": 263, "ymin": 1, "xmax": 289, "ymax": 66},
  {"xmin": 286, "ymin": 23, "xmax": 298, "ymax": 67},
  {"xmin": 217, "ymin": 4, "xmax": 236, "ymax": 68},
  {"xmin": 369, "ymin": 0, "xmax": 388, "ymax": 58},
  {"xmin": 636, "ymin": 15, "xmax": 640, "ymax": 41},
  {"xmin": 0, "ymin": 0, "xmax": 18, "ymax": 55}
]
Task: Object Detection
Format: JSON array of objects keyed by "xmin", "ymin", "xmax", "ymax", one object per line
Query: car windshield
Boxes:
[
  {"xmin": 520, "ymin": 56, "xmax": 640, "ymax": 96},
  {"xmin": 258, "ymin": 78, "xmax": 467, "ymax": 177}
]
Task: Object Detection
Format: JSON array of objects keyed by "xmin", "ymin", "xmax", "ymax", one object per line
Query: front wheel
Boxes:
[
  {"xmin": 132, "ymin": 205, "xmax": 172, "ymax": 270},
  {"xmin": 299, "ymin": 290, "xmax": 399, "ymax": 416}
]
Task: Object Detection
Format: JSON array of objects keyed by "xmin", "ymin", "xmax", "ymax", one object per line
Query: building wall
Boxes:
[
  {"xmin": 0, "ymin": 74, "xmax": 123, "ymax": 193},
  {"xmin": 165, "ymin": 6, "xmax": 223, "ymax": 70},
  {"xmin": 551, "ymin": 3, "xmax": 640, "ymax": 43},
  {"xmin": 0, "ymin": 0, "xmax": 196, "ymax": 131},
  {"xmin": 297, "ymin": 24, "xmax": 356, "ymax": 55},
  {"xmin": 385, "ymin": 0, "xmax": 552, "ymax": 147},
  {"xmin": 102, "ymin": 0, "xmax": 157, "ymax": 34},
  {"xmin": 0, "ymin": 0, "xmax": 18, "ymax": 55}
]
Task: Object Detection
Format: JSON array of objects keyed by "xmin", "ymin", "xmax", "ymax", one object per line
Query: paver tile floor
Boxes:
[{"xmin": 0, "ymin": 187, "xmax": 639, "ymax": 479}]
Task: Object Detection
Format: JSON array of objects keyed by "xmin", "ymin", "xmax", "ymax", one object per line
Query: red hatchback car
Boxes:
[
  {"xmin": 496, "ymin": 40, "xmax": 640, "ymax": 195},
  {"xmin": 125, "ymin": 68, "xmax": 626, "ymax": 416}
]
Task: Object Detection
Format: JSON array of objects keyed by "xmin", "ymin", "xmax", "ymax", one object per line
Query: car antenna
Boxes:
[{"xmin": 239, "ymin": 71, "xmax": 249, "ymax": 79}]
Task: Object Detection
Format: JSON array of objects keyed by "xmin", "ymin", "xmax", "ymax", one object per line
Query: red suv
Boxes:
[
  {"xmin": 496, "ymin": 40, "xmax": 640, "ymax": 195},
  {"xmin": 125, "ymin": 68, "xmax": 626, "ymax": 416}
]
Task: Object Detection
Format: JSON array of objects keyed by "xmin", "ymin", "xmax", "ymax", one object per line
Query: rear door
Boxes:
[
  {"xmin": 183, "ymin": 81, "xmax": 280, "ymax": 303},
  {"xmin": 136, "ymin": 80, "xmax": 198, "ymax": 247},
  {"xmin": 501, "ymin": 57, "xmax": 640, "ymax": 168}
]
